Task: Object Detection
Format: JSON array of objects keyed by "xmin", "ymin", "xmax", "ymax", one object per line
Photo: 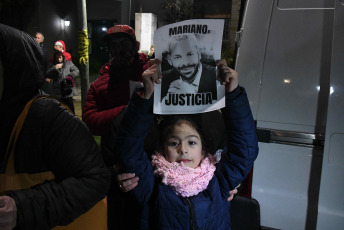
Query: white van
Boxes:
[{"xmin": 235, "ymin": 0, "xmax": 344, "ymax": 229}]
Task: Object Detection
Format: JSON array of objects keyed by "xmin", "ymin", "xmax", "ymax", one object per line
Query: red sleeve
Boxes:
[
  {"xmin": 82, "ymin": 84, "xmax": 127, "ymax": 136},
  {"xmin": 64, "ymin": 52, "xmax": 72, "ymax": 61}
]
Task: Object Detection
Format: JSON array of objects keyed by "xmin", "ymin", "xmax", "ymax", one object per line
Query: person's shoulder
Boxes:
[
  {"xmin": 30, "ymin": 96, "xmax": 72, "ymax": 118},
  {"xmin": 61, "ymin": 60, "xmax": 73, "ymax": 68},
  {"xmin": 63, "ymin": 51, "xmax": 72, "ymax": 60},
  {"xmin": 42, "ymin": 45, "xmax": 48, "ymax": 53},
  {"xmin": 100, "ymin": 61, "xmax": 111, "ymax": 74},
  {"xmin": 138, "ymin": 52, "xmax": 149, "ymax": 62},
  {"xmin": 90, "ymin": 72, "xmax": 109, "ymax": 90}
]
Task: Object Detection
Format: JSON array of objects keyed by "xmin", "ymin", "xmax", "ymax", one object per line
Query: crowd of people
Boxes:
[
  {"xmin": 0, "ymin": 23, "xmax": 110, "ymax": 230},
  {"xmin": 34, "ymin": 32, "xmax": 78, "ymax": 113},
  {"xmin": 0, "ymin": 22, "xmax": 258, "ymax": 230}
]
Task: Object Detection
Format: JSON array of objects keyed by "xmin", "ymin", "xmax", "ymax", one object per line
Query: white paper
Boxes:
[{"xmin": 153, "ymin": 19, "xmax": 225, "ymax": 114}]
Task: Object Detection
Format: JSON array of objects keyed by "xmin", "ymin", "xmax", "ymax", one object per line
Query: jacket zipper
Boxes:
[{"xmin": 185, "ymin": 197, "xmax": 196, "ymax": 230}]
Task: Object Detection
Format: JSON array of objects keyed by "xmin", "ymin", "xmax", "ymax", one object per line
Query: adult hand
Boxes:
[
  {"xmin": 0, "ymin": 196, "xmax": 17, "ymax": 230},
  {"xmin": 142, "ymin": 59, "xmax": 162, "ymax": 99},
  {"xmin": 227, "ymin": 184, "xmax": 241, "ymax": 202},
  {"xmin": 116, "ymin": 173, "xmax": 139, "ymax": 192},
  {"xmin": 56, "ymin": 63, "xmax": 63, "ymax": 69},
  {"xmin": 148, "ymin": 59, "xmax": 157, "ymax": 67},
  {"xmin": 216, "ymin": 59, "xmax": 238, "ymax": 93},
  {"xmin": 114, "ymin": 165, "xmax": 139, "ymax": 193}
]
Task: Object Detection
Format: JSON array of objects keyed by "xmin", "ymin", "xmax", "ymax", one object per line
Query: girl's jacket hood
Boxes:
[{"xmin": 0, "ymin": 23, "xmax": 46, "ymax": 166}]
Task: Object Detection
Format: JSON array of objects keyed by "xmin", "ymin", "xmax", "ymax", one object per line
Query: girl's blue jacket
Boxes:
[{"xmin": 114, "ymin": 86, "xmax": 259, "ymax": 230}]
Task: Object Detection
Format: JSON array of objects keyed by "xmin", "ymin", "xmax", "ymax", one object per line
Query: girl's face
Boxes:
[
  {"xmin": 164, "ymin": 121, "xmax": 204, "ymax": 169},
  {"xmin": 55, "ymin": 54, "xmax": 63, "ymax": 63}
]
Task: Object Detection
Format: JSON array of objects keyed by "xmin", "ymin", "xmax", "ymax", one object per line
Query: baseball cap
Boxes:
[{"xmin": 103, "ymin": 25, "xmax": 136, "ymax": 42}]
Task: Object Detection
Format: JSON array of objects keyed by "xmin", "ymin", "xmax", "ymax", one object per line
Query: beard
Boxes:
[
  {"xmin": 177, "ymin": 62, "xmax": 200, "ymax": 84},
  {"xmin": 108, "ymin": 52, "xmax": 139, "ymax": 89}
]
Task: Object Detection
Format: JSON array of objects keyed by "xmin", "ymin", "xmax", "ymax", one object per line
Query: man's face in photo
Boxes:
[{"xmin": 168, "ymin": 37, "xmax": 201, "ymax": 83}]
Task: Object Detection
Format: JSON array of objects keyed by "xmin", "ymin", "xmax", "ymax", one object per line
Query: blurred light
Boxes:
[
  {"xmin": 102, "ymin": 27, "xmax": 107, "ymax": 32},
  {"xmin": 64, "ymin": 18, "xmax": 70, "ymax": 27},
  {"xmin": 316, "ymin": 86, "xmax": 334, "ymax": 95},
  {"xmin": 283, "ymin": 79, "xmax": 291, "ymax": 84}
]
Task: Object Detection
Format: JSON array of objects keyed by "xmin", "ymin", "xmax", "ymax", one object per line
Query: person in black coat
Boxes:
[
  {"xmin": 34, "ymin": 32, "xmax": 49, "ymax": 65},
  {"xmin": 35, "ymin": 32, "xmax": 52, "ymax": 94},
  {"xmin": 161, "ymin": 34, "xmax": 217, "ymax": 102},
  {"xmin": 0, "ymin": 23, "xmax": 110, "ymax": 230}
]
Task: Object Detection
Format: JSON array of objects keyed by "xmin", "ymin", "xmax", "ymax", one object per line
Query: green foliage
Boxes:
[
  {"xmin": 0, "ymin": 0, "xmax": 38, "ymax": 29},
  {"xmin": 161, "ymin": 0, "xmax": 202, "ymax": 23},
  {"xmin": 221, "ymin": 43, "xmax": 235, "ymax": 68},
  {"xmin": 94, "ymin": 136, "xmax": 101, "ymax": 149},
  {"xmin": 70, "ymin": 53, "xmax": 102, "ymax": 77},
  {"xmin": 89, "ymin": 56, "xmax": 103, "ymax": 76}
]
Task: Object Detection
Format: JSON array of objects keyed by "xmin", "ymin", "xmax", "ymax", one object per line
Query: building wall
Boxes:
[
  {"xmin": 230, "ymin": 0, "xmax": 242, "ymax": 54},
  {"xmin": 87, "ymin": 0, "xmax": 121, "ymax": 21},
  {"xmin": 0, "ymin": 0, "xmax": 236, "ymax": 65},
  {"xmin": 33, "ymin": 0, "xmax": 79, "ymax": 60}
]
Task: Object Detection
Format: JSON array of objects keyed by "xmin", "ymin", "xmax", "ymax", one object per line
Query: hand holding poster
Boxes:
[{"xmin": 153, "ymin": 19, "xmax": 225, "ymax": 114}]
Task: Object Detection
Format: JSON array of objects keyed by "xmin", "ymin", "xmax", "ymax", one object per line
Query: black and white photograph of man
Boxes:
[
  {"xmin": 153, "ymin": 19, "xmax": 225, "ymax": 114},
  {"xmin": 160, "ymin": 33, "xmax": 217, "ymax": 102}
]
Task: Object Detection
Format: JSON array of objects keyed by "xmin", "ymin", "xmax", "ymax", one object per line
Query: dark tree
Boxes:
[
  {"xmin": 0, "ymin": 0, "xmax": 39, "ymax": 30},
  {"xmin": 161, "ymin": 0, "xmax": 205, "ymax": 23}
]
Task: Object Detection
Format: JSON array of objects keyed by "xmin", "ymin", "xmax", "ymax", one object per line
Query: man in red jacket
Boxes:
[
  {"xmin": 82, "ymin": 25, "xmax": 151, "ymax": 229},
  {"xmin": 83, "ymin": 25, "xmax": 149, "ymax": 136}
]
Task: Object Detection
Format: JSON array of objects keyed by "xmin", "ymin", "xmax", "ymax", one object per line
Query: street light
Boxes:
[{"xmin": 64, "ymin": 18, "xmax": 70, "ymax": 27}]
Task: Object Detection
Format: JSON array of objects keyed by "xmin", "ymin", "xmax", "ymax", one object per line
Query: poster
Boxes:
[{"xmin": 153, "ymin": 19, "xmax": 225, "ymax": 114}]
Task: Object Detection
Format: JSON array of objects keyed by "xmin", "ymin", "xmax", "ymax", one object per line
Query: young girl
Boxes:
[
  {"xmin": 114, "ymin": 59, "xmax": 258, "ymax": 229},
  {"xmin": 47, "ymin": 50, "xmax": 79, "ymax": 113}
]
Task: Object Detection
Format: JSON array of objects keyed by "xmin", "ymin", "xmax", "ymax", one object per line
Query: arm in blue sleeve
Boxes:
[
  {"xmin": 114, "ymin": 91, "xmax": 155, "ymax": 204},
  {"xmin": 216, "ymin": 86, "xmax": 259, "ymax": 197}
]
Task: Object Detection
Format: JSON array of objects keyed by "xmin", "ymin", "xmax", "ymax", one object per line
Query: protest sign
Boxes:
[{"xmin": 153, "ymin": 19, "xmax": 225, "ymax": 114}]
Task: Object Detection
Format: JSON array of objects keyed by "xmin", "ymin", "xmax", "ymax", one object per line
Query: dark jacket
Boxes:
[
  {"xmin": 10, "ymin": 95, "xmax": 110, "ymax": 230},
  {"xmin": 0, "ymin": 23, "xmax": 110, "ymax": 230},
  {"xmin": 161, "ymin": 63, "xmax": 217, "ymax": 101},
  {"xmin": 38, "ymin": 43, "xmax": 49, "ymax": 67},
  {"xmin": 114, "ymin": 86, "xmax": 259, "ymax": 229}
]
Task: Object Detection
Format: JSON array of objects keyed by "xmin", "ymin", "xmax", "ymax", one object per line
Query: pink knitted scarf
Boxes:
[{"xmin": 151, "ymin": 152, "xmax": 220, "ymax": 197}]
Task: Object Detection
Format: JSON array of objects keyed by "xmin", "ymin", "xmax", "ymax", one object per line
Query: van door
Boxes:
[
  {"xmin": 235, "ymin": 0, "xmax": 335, "ymax": 229},
  {"xmin": 317, "ymin": 1, "xmax": 344, "ymax": 229}
]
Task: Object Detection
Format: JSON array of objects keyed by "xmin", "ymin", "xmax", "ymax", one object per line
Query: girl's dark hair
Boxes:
[
  {"xmin": 52, "ymin": 50, "xmax": 64, "ymax": 65},
  {"xmin": 143, "ymin": 111, "xmax": 227, "ymax": 158},
  {"xmin": 156, "ymin": 114, "xmax": 209, "ymax": 155}
]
